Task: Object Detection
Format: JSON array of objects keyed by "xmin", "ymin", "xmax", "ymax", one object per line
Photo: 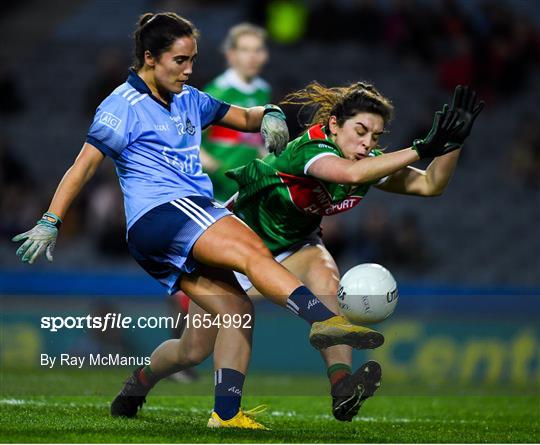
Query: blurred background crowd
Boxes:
[{"xmin": 1, "ymin": 0, "xmax": 539, "ymax": 285}]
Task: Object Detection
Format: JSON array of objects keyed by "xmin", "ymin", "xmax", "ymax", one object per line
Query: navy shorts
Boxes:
[{"xmin": 127, "ymin": 195, "xmax": 232, "ymax": 294}]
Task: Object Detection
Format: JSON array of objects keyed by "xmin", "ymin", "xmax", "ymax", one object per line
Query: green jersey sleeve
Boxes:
[{"xmin": 287, "ymin": 141, "xmax": 342, "ymax": 177}]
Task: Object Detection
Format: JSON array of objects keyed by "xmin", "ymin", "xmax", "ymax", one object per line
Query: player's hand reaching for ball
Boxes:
[
  {"xmin": 412, "ymin": 104, "xmax": 464, "ymax": 159},
  {"xmin": 261, "ymin": 104, "xmax": 289, "ymax": 156},
  {"xmin": 12, "ymin": 212, "xmax": 61, "ymax": 264},
  {"xmin": 447, "ymin": 85, "xmax": 484, "ymax": 145},
  {"xmin": 413, "ymin": 85, "xmax": 484, "ymax": 159}
]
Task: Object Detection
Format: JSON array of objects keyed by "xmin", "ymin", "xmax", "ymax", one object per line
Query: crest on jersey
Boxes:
[{"xmin": 186, "ymin": 117, "xmax": 196, "ymax": 135}]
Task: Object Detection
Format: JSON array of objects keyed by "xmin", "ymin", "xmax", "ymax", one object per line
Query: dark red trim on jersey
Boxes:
[{"xmin": 278, "ymin": 172, "xmax": 363, "ymax": 216}]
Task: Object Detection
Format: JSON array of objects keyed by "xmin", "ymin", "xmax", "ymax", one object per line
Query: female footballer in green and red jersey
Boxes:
[{"xmin": 224, "ymin": 82, "xmax": 483, "ymax": 421}]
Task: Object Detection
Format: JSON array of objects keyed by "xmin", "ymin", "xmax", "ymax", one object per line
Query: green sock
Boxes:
[
  {"xmin": 327, "ymin": 363, "xmax": 351, "ymax": 386},
  {"xmin": 138, "ymin": 365, "xmax": 159, "ymax": 388}
]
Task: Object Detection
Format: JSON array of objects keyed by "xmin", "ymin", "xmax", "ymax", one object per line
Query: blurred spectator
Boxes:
[
  {"xmin": 437, "ymin": 36, "xmax": 475, "ymax": 91},
  {"xmin": 307, "ymin": 0, "xmax": 343, "ymax": 42},
  {"xmin": 70, "ymin": 300, "xmax": 135, "ymax": 356},
  {"xmin": 83, "ymin": 48, "xmax": 127, "ymax": 118},
  {"xmin": 347, "ymin": 0, "xmax": 384, "ymax": 45},
  {"xmin": 85, "ymin": 163, "xmax": 127, "ymax": 257},
  {"xmin": 0, "ymin": 135, "xmax": 39, "ymax": 237},
  {"xmin": 383, "ymin": 0, "xmax": 443, "ymax": 64},
  {"xmin": 475, "ymin": 1, "xmax": 540, "ymax": 99},
  {"xmin": 393, "ymin": 211, "xmax": 431, "ymax": 272},
  {"xmin": 355, "ymin": 205, "xmax": 398, "ymax": 266},
  {"xmin": 0, "ymin": 66, "xmax": 26, "ymax": 115},
  {"xmin": 320, "ymin": 216, "xmax": 349, "ymax": 262},
  {"xmin": 508, "ymin": 112, "xmax": 540, "ymax": 190}
]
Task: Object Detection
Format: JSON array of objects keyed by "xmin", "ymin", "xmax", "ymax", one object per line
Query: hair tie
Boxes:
[{"xmin": 142, "ymin": 14, "xmax": 157, "ymax": 28}]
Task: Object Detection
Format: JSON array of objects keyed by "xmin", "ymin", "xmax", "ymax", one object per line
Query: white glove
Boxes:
[{"xmin": 12, "ymin": 213, "xmax": 61, "ymax": 264}]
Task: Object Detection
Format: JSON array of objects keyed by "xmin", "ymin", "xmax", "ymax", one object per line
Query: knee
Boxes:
[{"xmin": 241, "ymin": 239, "xmax": 273, "ymax": 271}]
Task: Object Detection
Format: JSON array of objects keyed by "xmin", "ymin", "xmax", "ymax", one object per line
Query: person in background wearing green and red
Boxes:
[{"xmin": 200, "ymin": 23, "xmax": 271, "ymax": 202}]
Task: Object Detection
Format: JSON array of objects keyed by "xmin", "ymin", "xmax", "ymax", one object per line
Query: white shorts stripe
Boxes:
[
  {"xmin": 130, "ymin": 94, "xmax": 147, "ymax": 106},
  {"xmin": 169, "ymin": 201, "xmax": 208, "ymax": 230},
  {"xmin": 179, "ymin": 197, "xmax": 216, "ymax": 223},
  {"xmin": 174, "ymin": 199, "xmax": 214, "ymax": 227}
]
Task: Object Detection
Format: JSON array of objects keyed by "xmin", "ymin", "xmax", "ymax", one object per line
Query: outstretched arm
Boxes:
[
  {"xmin": 48, "ymin": 143, "xmax": 105, "ymax": 219},
  {"xmin": 12, "ymin": 143, "xmax": 104, "ymax": 263},
  {"xmin": 309, "ymin": 85, "xmax": 483, "ymax": 194},
  {"xmin": 376, "ymin": 149, "xmax": 461, "ymax": 196},
  {"xmin": 217, "ymin": 105, "xmax": 265, "ymax": 132},
  {"xmin": 308, "ymin": 104, "xmax": 462, "ymax": 185},
  {"xmin": 376, "ymin": 85, "xmax": 483, "ymax": 196},
  {"xmin": 307, "ymin": 147, "xmax": 421, "ymax": 185}
]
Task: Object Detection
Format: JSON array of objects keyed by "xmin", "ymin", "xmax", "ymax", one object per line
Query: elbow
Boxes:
[
  {"xmin": 346, "ymin": 169, "xmax": 368, "ymax": 185},
  {"xmin": 426, "ymin": 187, "xmax": 444, "ymax": 197}
]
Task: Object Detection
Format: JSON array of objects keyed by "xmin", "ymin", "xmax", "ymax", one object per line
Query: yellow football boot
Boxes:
[
  {"xmin": 309, "ymin": 315, "xmax": 385, "ymax": 350},
  {"xmin": 207, "ymin": 406, "xmax": 269, "ymax": 430}
]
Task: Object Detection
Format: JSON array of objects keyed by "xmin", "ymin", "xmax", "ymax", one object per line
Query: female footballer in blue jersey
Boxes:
[{"xmin": 12, "ymin": 12, "xmax": 382, "ymax": 430}]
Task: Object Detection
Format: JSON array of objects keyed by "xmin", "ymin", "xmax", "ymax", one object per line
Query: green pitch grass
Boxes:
[{"xmin": 0, "ymin": 368, "xmax": 538, "ymax": 443}]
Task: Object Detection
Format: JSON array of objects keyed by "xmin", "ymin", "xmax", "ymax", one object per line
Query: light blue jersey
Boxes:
[{"xmin": 86, "ymin": 70, "xmax": 230, "ymax": 230}]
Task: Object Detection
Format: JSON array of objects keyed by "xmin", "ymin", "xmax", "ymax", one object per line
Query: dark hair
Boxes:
[
  {"xmin": 132, "ymin": 12, "xmax": 199, "ymax": 71},
  {"xmin": 282, "ymin": 81, "xmax": 394, "ymax": 128}
]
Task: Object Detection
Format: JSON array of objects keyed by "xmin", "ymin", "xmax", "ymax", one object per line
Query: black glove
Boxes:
[
  {"xmin": 447, "ymin": 85, "xmax": 484, "ymax": 144},
  {"xmin": 413, "ymin": 104, "xmax": 464, "ymax": 159}
]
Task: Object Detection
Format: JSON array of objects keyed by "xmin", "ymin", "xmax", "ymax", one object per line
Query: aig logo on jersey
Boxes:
[{"xmin": 100, "ymin": 112, "xmax": 122, "ymax": 131}]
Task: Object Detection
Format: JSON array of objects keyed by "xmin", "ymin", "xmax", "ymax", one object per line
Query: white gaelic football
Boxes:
[{"xmin": 338, "ymin": 263, "xmax": 398, "ymax": 325}]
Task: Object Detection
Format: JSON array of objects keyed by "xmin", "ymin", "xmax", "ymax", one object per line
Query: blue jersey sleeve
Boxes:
[
  {"xmin": 86, "ymin": 94, "xmax": 141, "ymax": 159},
  {"xmin": 191, "ymin": 87, "xmax": 230, "ymax": 129}
]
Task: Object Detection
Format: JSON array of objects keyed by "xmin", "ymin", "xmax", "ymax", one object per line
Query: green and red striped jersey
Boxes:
[
  {"xmin": 203, "ymin": 69, "xmax": 271, "ymax": 202},
  {"xmin": 227, "ymin": 124, "xmax": 383, "ymax": 254}
]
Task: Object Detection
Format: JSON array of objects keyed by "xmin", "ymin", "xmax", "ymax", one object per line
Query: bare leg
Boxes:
[
  {"xmin": 148, "ymin": 264, "xmax": 253, "ymax": 377},
  {"xmin": 248, "ymin": 244, "xmax": 351, "ymax": 368},
  {"xmin": 192, "ymin": 215, "xmax": 307, "ymax": 306},
  {"xmin": 148, "ymin": 301, "xmax": 217, "ymax": 377}
]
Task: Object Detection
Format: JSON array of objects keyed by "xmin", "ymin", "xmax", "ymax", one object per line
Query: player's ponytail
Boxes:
[
  {"xmin": 132, "ymin": 12, "xmax": 199, "ymax": 71},
  {"xmin": 282, "ymin": 81, "xmax": 394, "ymax": 129}
]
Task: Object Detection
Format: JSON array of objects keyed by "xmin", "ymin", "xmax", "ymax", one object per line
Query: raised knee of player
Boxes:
[{"xmin": 235, "ymin": 239, "xmax": 274, "ymax": 276}]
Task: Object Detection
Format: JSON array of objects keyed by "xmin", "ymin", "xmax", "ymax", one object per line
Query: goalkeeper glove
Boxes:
[
  {"xmin": 12, "ymin": 212, "xmax": 61, "ymax": 264},
  {"xmin": 413, "ymin": 104, "xmax": 464, "ymax": 159},
  {"xmin": 261, "ymin": 104, "xmax": 289, "ymax": 156},
  {"xmin": 447, "ymin": 85, "xmax": 484, "ymax": 145}
]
